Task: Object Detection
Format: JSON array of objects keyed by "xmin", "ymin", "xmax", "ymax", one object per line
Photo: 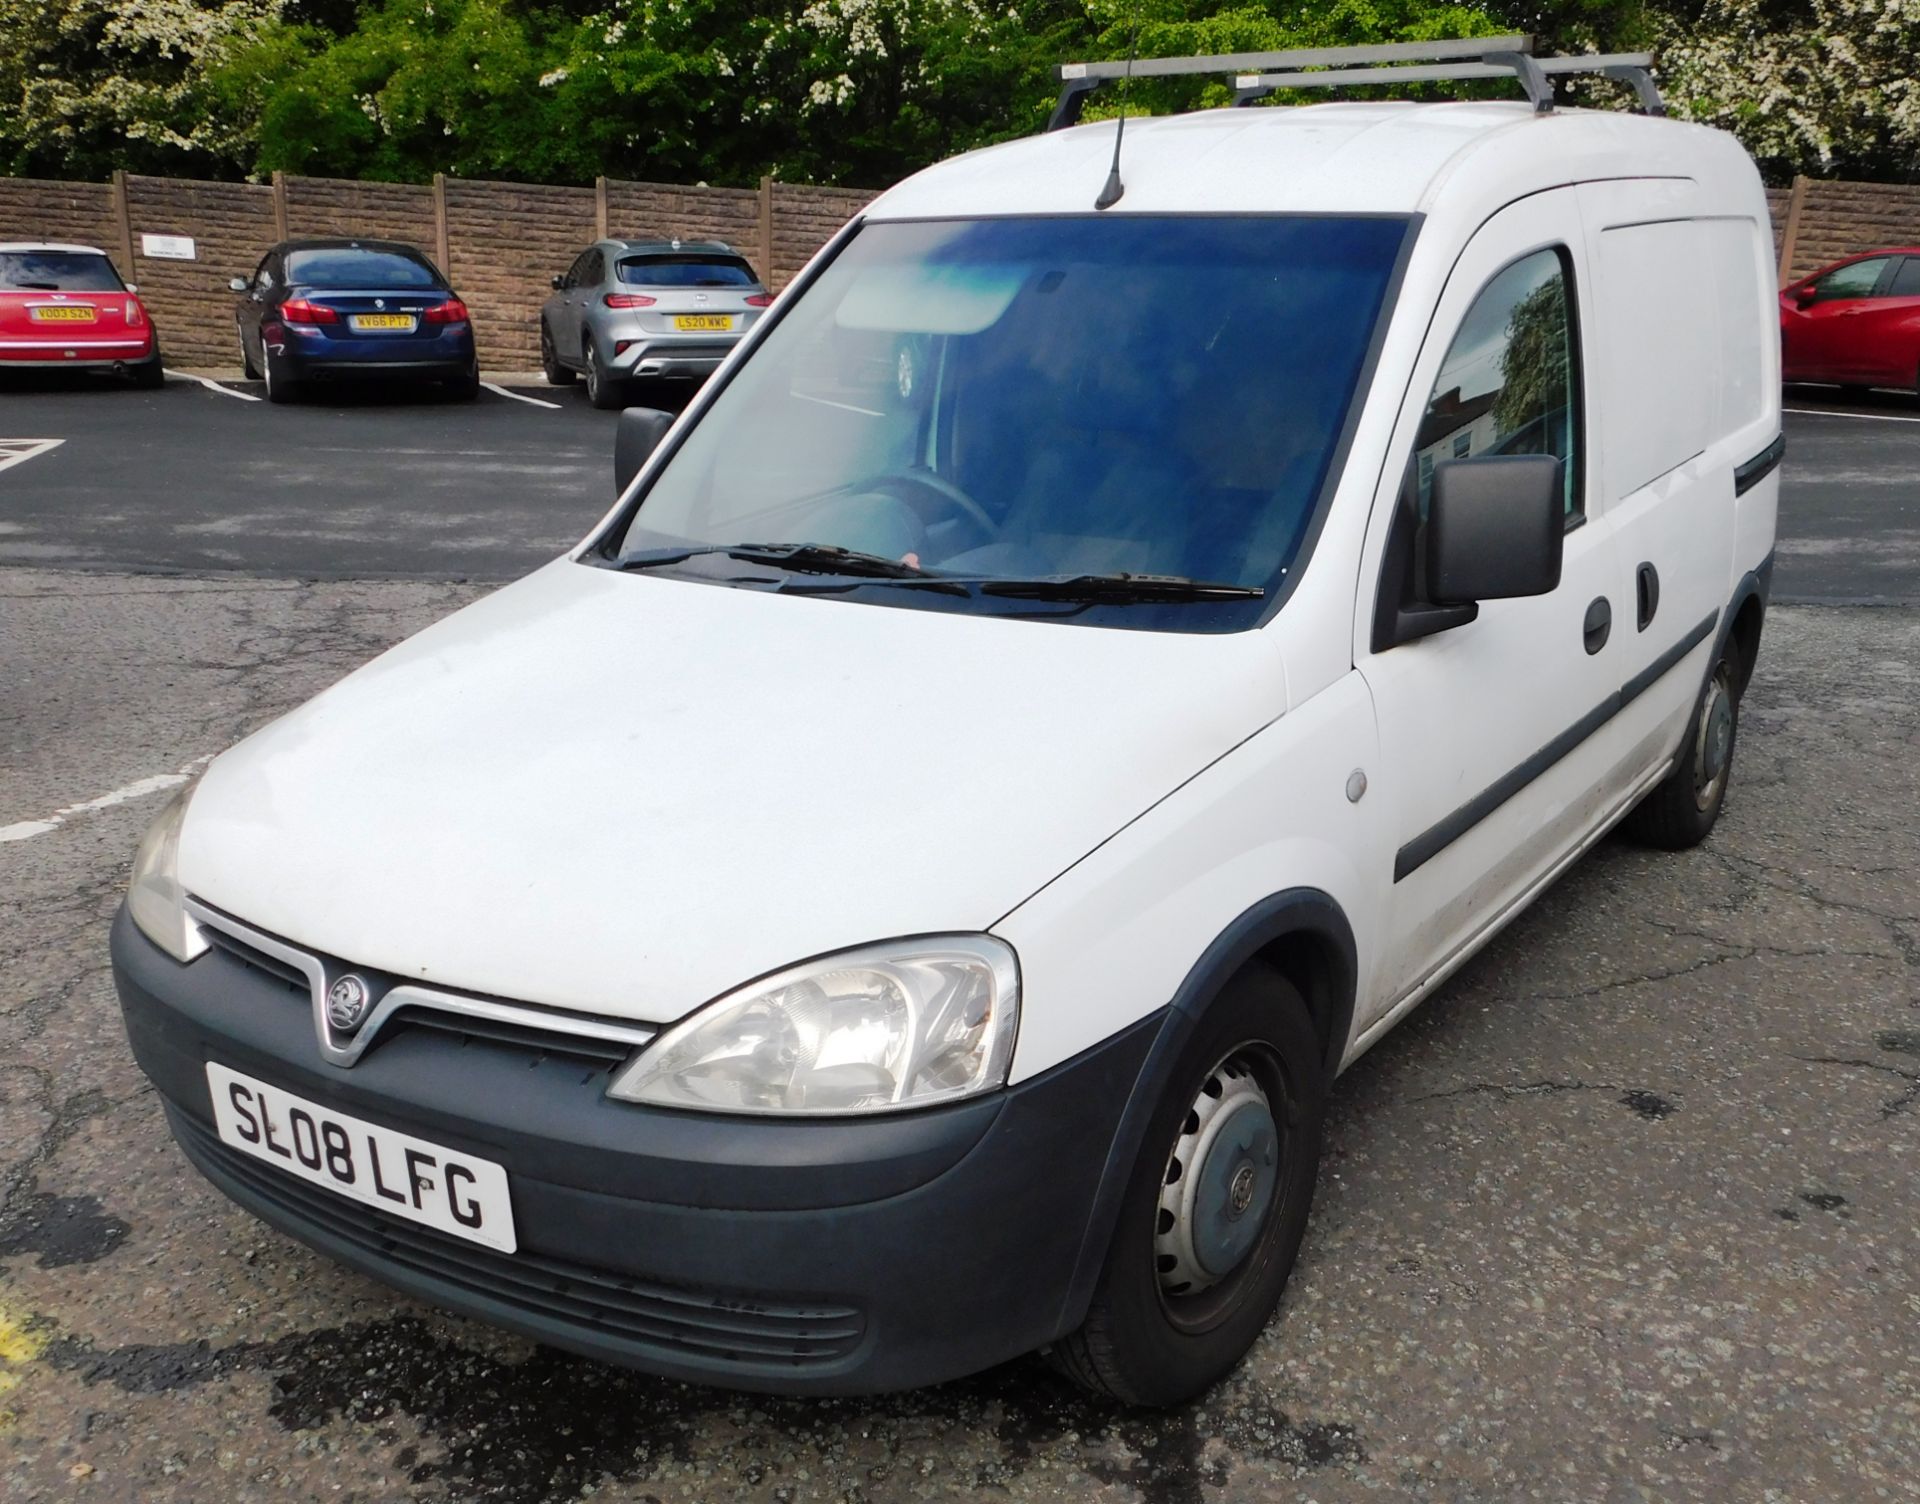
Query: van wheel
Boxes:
[
  {"xmin": 1623, "ymin": 640, "xmax": 1740, "ymax": 849},
  {"xmin": 1045, "ymin": 963, "xmax": 1324, "ymax": 1407}
]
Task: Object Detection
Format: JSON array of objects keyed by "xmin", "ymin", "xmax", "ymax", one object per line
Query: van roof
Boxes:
[{"xmin": 868, "ymin": 102, "xmax": 1749, "ymax": 223}]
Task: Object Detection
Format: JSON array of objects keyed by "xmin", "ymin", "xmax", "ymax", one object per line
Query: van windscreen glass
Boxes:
[{"xmin": 612, "ymin": 214, "xmax": 1409, "ymax": 632}]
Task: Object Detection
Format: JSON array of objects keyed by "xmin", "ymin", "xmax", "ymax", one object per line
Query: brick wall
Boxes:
[
  {"xmin": 443, "ymin": 179, "xmax": 597, "ymax": 368},
  {"xmin": 770, "ymin": 182, "xmax": 877, "ymax": 288},
  {"xmin": 123, "ymin": 176, "xmax": 277, "ymax": 367},
  {"xmin": 0, "ymin": 177, "xmax": 116, "ymax": 248},
  {"xmin": 283, "ymin": 175, "xmax": 436, "ymax": 246},
  {"xmin": 605, "ymin": 179, "xmax": 760, "ymax": 263}
]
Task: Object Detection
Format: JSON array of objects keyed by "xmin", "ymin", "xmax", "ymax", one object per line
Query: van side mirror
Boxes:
[
  {"xmin": 1427, "ymin": 455, "xmax": 1565, "ymax": 605},
  {"xmin": 228, "ymin": 276, "xmax": 249, "ymax": 293},
  {"xmin": 614, "ymin": 407, "xmax": 675, "ymax": 496}
]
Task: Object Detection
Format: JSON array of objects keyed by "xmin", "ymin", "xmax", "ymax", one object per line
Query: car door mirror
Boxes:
[
  {"xmin": 1793, "ymin": 287, "xmax": 1816, "ymax": 308},
  {"xmin": 229, "ymin": 276, "xmax": 249, "ymax": 293},
  {"xmin": 551, "ymin": 274, "xmax": 565, "ymax": 291},
  {"xmin": 1427, "ymin": 455, "xmax": 1565, "ymax": 605},
  {"xmin": 614, "ymin": 407, "xmax": 675, "ymax": 496}
]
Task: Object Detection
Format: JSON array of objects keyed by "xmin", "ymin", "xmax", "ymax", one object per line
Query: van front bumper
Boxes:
[{"xmin": 110, "ymin": 904, "xmax": 1159, "ymax": 1394}]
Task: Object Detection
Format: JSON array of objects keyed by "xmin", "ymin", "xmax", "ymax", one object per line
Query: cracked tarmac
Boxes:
[{"xmin": 2, "ymin": 573, "xmax": 1917, "ymax": 1502}]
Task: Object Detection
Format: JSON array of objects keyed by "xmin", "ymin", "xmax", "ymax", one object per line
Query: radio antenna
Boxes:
[{"xmin": 1094, "ymin": 13, "xmax": 1142, "ymax": 210}]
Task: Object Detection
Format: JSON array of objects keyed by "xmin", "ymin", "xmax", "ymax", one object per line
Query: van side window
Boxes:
[{"xmin": 1417, "ymin": 248, "xmax": 1580, "ymax": 517}]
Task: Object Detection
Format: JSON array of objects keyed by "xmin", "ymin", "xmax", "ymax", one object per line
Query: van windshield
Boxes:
[{"xmin": 612, "ymin": 215, "xmax": 1409, "ymax": 631}]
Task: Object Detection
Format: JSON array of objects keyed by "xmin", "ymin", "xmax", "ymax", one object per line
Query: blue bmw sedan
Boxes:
[{"xmin": 232, "ymin": 239, "xmax": 479, "ymax": 403}]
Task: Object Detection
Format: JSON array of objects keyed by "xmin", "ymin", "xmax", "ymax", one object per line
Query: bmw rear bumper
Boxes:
[
  {"xmin": 274, "ymin": 324, "xmax": 475, "ymax": 382},
  {"xmin": 110, "ymin": 904, "xmax": 1161, "ymax": 1394}
]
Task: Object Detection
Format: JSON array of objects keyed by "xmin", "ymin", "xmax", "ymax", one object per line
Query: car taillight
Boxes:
[
  {"xmin": 745, "ymin": 293, "xmax": 773, "ymax": 307},
  {"xmin": 604, "ymin": 293, "xmax": 656, "ymax": 309},
  {"xmin": 279, "ymin": 299, "xmax": 339, "ymax": 324},
  {"xmin": 424, "ymin": 298, "xmax": 469, "ymax": 324},
  {"xmin": 125, "ymin": 299, "xmax": 146, "ymax": 326}
]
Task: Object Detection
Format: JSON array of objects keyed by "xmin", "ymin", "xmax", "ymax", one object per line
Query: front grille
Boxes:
[
  {"xmin": 385, "ymin": 1007, "xmax": 633, "ymax": 1071},
  {"xmin": 203, "ymin": 926, "xmax": 307, "ymax": 996},
  {"xmin": 171, "ymin": 1109, "xmax": 866, "ymax": 1370}
]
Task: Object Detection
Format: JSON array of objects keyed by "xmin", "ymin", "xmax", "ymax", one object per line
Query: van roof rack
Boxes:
[{"xmin": 1046, "ymin": 37, "xmax": 1664, "ymax": 131}]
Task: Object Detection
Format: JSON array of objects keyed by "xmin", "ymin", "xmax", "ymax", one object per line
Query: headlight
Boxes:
[
  {"xmin": 128, "ymin": 782, "xmax": 208, "ymax": 963},
  {"xmin": 606, "ymin": 936, "xmax": 1019, "ymax": 1116}
]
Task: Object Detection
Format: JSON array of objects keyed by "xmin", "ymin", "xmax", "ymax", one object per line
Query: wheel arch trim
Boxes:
[{"xmin": 1051, "ymin": 888, "xmax": 1357, "ymax": 1336}]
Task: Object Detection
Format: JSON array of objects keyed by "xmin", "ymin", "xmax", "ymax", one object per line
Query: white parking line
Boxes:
[
  {"xmin": 0, "ymin": 438, "xmax": 64, "ymax": 475},
  {"xmin": 165, "ymin": 370, "xmax": 261, "ymax": 402},
  {"xmin": 0, "ymin": 754, "xmax": 215, "ymax": 845},
  {"xmin": 482, "ymin": 382, "xmax": 562, "ymax": 409},
  {"xmin": 1784, "ymin": 406, "xmax": 1920, "ymax": 425}
]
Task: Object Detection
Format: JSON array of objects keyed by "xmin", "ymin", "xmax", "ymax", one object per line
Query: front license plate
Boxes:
[
  {"xmin": 206, "ymin": 1062, "xmax": 516, "ymax": 1252},
  {"xmin": 672, "ymin": 314, "xmax": 733, "ymax": 332},
  {"xmin": 349, "ymin": 313, "xmax": 416, "ymax": 331},
  {"xmin": 31, "ymin": 306, "xmax": 95, "ymax": 322}
]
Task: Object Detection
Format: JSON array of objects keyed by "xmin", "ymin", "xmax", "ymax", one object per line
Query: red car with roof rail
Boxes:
[
  {"xmin": 0, "ymin": 242, "xmax": 163, "ymax": 387},
  {"xmin": 1780, "ymin": 247, "xmax": 1920, "ymax": 398}
]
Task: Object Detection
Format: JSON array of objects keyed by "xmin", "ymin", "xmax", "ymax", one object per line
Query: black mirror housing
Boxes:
[
  {"xmin": 1427, "ymin": 454, "xmax": 1565, "ymax": 604},
  {"xmin": 550, "ymin": 274, "xmax": 565, "ymax": 290},
  {"xmin": 614, "ymin": 407, "xmax": 675, "ymax": 497}
]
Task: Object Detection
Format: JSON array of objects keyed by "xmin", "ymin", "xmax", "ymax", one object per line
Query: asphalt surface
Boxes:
[
  {"xmin": 0, "ymin": 369, "xmax": 1915, "ymax": 601},
  {"xmin": 2, "ymin": 374, "xmax": 1917, "ymax": 1502}
]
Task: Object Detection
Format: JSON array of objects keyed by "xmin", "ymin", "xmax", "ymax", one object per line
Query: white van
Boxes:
[{"xmin": 113, "ymin": 42, "xmax": 1781, "ymax": 1407}]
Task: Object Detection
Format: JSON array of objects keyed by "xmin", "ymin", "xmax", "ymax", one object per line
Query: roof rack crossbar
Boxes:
[
  {"xmin": 1229, "ymin": 49, "xmax": 1661, "ymax": 115},
  {"xmin": 1045, "ymin": 35, "xmax": 1531, "ymax": 129}
]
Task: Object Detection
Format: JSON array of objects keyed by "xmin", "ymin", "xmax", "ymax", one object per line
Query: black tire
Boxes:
[
  {"xmin": 445, "ymin": 362, "xmax": 481, "ymax": 402},
  {"xmin": 130, "ymin": 351, "xmax": 165, "ymax": 389},
  {"xmin": 583, "ymin": 335, "xmax": 624, "ymax": 410},
  {"xmin": 263, "ymin": 355, "xmax": 300, "ymax": 405},
  {"xmin": 1046, "ymin": 963, "xmax": 1325, "ymax": 1407},
  {"xmin": 239, "ymin": 328, "xmax": 260, "ymax": 380},
  {"xmin": 1622, "ymin": 638, "xmax": 1741, "ymax": 849},
  {"xmin": 540, "ymin": 323, "xmax": 576, "ymax": 386}
]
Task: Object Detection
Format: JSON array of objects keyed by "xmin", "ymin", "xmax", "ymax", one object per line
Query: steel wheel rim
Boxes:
[
  {"xmin": 1693, "ymin": 660, "xmax": 1735, "ymax": 811},
  {"xmin": 1152, "ymin": 1045, "xmax": 1288, "ymax": 1334}
]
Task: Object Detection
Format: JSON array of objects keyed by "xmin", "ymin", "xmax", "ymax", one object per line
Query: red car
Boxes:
[
  {"xmin": 0, "ymin": 241, "xmax": 163, "ymax": 387},
  {"xmin": 1780, "ymin": 247, "xmax": 1920, "ymax": 397}
]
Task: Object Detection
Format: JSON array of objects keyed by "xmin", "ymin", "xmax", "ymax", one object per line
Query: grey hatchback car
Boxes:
[{"xmin": 540, "ymin": 239, "xmax": 771, "ymax": 408}]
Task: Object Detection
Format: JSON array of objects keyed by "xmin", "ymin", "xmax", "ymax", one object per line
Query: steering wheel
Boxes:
[{"xmin": 864, "ymin": 468, "xmax": 998, "ymax": 554}]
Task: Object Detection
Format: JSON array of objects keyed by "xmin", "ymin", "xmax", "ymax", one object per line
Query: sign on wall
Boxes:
[{"xmin": 139, "ymin": 233, "xmax": 196, "ymax": 261}]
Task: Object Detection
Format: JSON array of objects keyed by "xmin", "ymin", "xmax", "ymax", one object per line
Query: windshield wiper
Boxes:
[
  {"xmin": 973, "ymin": 573, "xmax": 1265, "ymax": 603},
  {"xmin": 616, "ymin": 542, "xmax": 932, "ymax": 579}
]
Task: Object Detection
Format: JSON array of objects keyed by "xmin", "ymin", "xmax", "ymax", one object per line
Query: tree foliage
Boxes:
[{"xmin": 1, "ymin": 0, "xmax": 1913, "ymax": 187}]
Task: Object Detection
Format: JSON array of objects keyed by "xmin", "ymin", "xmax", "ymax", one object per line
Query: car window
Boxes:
[
  {"xmin": 582, "ymin": 250, "xmax": 605, "ymax": 286},
  {"xmin": 285, "ymin": 248, "xmax": 442, "ymax": 290},
  {"xmin": 253, "ymin": 256, "xmax": 275, "ymax": 293},
  {"xmin": 1810, "ymin": 257, "xmax": 1891, "ymax": 303},
  {"xmin": 1417, "ymin": 247, "xmax": 1580, "ymax": 517},
  {"xmin": 1889, "ymin": 258, "xmax": 1920, "ymax": 298},
  {"xmin": 617, "ymin": 255, "xmax": 757, "ymax": 288},
  {"xmin": 615, "ymin": 214, "xmax": 1410, "ymax": 633},
  {"xmin": 0, "ymin": 250, "xmax": 124, "ymax": 292}
]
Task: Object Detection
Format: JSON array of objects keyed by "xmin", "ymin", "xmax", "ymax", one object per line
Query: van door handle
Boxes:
[
  {"xmin": 1636, "ymin": 562, "xmax": 1660, "ymax": 630},
  {"xmin": 1583, "ymin": 597, "xmax": 1612, "ymax": 655}
]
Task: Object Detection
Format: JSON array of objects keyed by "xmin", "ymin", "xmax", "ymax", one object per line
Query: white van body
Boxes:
[{"xmin": 114, "ymin": 97, "xmax": 1781, "ymax": 1405}]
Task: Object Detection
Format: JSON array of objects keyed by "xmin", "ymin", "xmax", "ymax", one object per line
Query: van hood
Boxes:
[{"xmin": 179, "ymin": 561, "xmax": 1287, "ymax": 1023}]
